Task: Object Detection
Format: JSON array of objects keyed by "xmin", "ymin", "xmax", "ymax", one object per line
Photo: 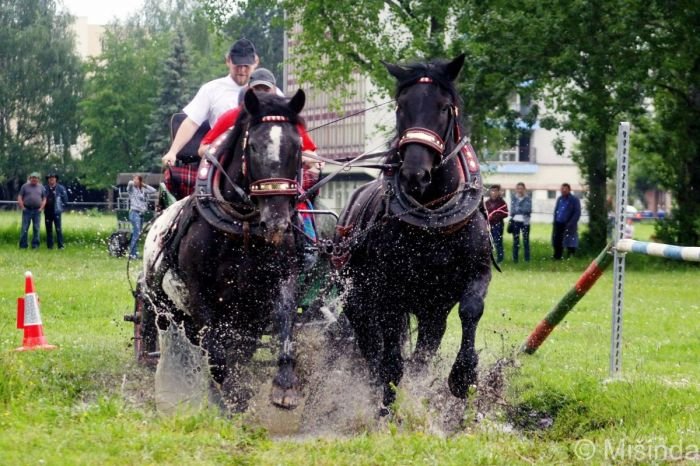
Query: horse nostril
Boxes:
[
  {"xmin": 259, "ymin": 221, "xmax": 267, "ymax": 231},
  {"xmin": 420, "ymin": 170, "xmax": 431, "ymax": 185}
]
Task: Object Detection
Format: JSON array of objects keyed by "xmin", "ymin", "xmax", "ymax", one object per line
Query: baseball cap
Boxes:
[
  {"xmin": 249, "ymin": 68, "xmax": 276, "ymax": 90},
  {"xmin": 29, "ymin": 172, "xmax": 40, "ymax": 178},
  {"xmin": 229, "ymin": 38, "xmax": 256, "ymax": 65}
]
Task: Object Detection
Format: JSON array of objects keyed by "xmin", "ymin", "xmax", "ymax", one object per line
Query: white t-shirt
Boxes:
[
  {"xmin": 183, "ymin": 76, "xmax": 243, "ymax": 127},
  {"xmin": 184, "ymin": 75, "xmax": 287, "ymax": 127}
]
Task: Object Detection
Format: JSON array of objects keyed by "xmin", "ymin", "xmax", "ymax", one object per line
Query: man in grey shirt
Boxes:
[{"xmin": 18, "ymin": 172, "xmax": 46, "ymax": 249}]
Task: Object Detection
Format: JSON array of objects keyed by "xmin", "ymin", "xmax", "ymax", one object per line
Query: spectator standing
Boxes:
[
  {"xmin": 510, "ymin": 182, "xmax": 532, "ymax": 262},
  {"xmin": 127, "ymin": 175, "xmax": 156, "ymax": 259},
  {"xmin": 552, "ymin": 183, "xmax": 581, "ymax": 259},
  {"xmin": 17, "ymin": 172, "xmax": 46, "ymax": 249},
  {"xmin": 44, "ymin": 173, "xmax": 69, "ymax": 249},
  {"xmin": 485, "ymin": 185, "xmax": 509, "ymax": 263}
]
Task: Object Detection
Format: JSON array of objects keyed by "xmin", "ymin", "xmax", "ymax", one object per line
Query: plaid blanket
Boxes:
[{"xmin": 164, "ymin": 165, "xmax": 197, "ymax": 199}]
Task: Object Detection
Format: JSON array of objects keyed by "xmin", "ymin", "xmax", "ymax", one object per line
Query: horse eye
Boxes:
[{"xmin": 441, "ymin": 105, "xmax": 450, "ymax": 113}]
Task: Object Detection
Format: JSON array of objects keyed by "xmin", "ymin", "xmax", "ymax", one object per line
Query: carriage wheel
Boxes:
[
  {"xmin": 108, "ymin": 231, "xmax": 130, "ymax": 257},
  {"xmin": 126, "ymin": 278, "xmax": 159, "ymax": 366}
]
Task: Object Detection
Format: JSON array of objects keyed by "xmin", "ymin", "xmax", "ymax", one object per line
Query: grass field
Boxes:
[{"xmin": 0, "ymin": 211, "xmax": 699, "ymax": 465}]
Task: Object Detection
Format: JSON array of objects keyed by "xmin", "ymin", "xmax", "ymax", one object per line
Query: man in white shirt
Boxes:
[{"xmin": 161, "ymin": 38, "xmax": 259, "ymax": 166}]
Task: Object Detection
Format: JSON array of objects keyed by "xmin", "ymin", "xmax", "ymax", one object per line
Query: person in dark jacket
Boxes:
[
  {"xmin": 552, "ymin": 183, "xmax": 581, "ymax": 259},
  {"xmin": 44, "ymin": 173, "xmax": 69, "ymax": 249},
  {"xmin": 485, "ymin": 184, "xmax": 509, "ymax": 263},
  {"xmin": 510, "ymin": 182, "xmax": 532, "ymax": 262}
]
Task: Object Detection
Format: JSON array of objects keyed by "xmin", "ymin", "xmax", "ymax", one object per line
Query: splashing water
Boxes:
[{"xmin": 154, "ymin": 316, "xmax": 222, "ymax": 414}]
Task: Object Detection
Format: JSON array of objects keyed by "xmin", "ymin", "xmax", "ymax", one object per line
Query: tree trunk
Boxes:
[
  {"xmin": 674, "ymin": 151, "xmax": 700, "ymax": 246},
  {"xmin": 582, "ymin": 131, "xmax": 609, "ymax": 251}
]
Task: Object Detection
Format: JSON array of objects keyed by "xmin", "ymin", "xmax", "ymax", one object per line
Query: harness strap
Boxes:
[
  {"xmin": 204, "ymin": 151, "xmax": 251, "ymax": 205},
  {"xmin": 297, "ymin": 147, "xmax": 399, "ymax": 203}
]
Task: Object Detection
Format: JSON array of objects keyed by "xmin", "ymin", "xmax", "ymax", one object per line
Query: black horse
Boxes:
[
  {"xmin": 333, "ymin": 55, "xmax": 492, "ymax": 410},
  {"xmin": 143, "ymin": 89, "xmax": 307, "ymax": 410}
]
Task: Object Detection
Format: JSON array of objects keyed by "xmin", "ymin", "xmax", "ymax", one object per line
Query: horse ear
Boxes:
[
  {"xmin": 444, "ymin": 53, "xmax": 466, "ymax": 81},
  {"xmin": 243, "ymin": 88, "xmax": 260, "ymax": 115},
  {"xmin": 288, "ymin": 89, "xmax": 305, "ymax": 114},
  {"xmin": 382, "ymin": 60, "xmax": 411, "ymax": 82}
]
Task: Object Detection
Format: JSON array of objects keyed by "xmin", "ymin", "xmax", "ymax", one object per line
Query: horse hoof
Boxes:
[
  {"xmin": 270, "ymin": 385, "xmax": 300, "ymax": 410},
  {"xmin": 448, "ymin": 369, "xmax": 477, "ymax": 399},
  {"xmin": 378, "ymin": 405, "xmax": 391, "ymax": 418}
]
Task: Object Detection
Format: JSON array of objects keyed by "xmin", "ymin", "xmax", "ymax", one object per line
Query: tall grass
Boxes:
[{"xmin": 0, "ymin": 213, "xmax": 697, "ymax": 464}]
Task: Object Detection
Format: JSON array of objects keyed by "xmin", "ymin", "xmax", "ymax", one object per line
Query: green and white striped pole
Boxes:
[{"xmin": 520, "ymin": 243, "xmax": 613, "ymax": 354}]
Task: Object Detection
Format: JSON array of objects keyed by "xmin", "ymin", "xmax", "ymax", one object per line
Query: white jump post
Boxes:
[{"xmin": 610, "ymin": 122, "xmax": 630, "ymax": 379}]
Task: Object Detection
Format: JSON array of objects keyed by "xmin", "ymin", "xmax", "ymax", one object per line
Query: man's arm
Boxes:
[
  {"xmin": 161, "ymin": 117, "xmax": 201, "ymax": 166},
  {"xmin": 17, "ymin": 193, "xmax": 24, "ymax": 210},
  {"xmin": 40, "ymin": 188, "xmax": 47, "ymax": 211}
]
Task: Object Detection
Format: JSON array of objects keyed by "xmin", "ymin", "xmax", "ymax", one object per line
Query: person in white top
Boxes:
[{"xmin": 161, "ymin": 38, "xmax": 259, "ymax": 166}]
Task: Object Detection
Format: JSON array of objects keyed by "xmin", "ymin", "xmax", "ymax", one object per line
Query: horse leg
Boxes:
[
  {"xmin": 222, "ymin": 325, "xmax": 261, "ymax": 412},
  {"xmin": 379, "ymin": 316, "xmax": 406, "ymax": 409},
  {"xmin": 270, "ymin": 275, "xmax": 301, "ymax": 409},
  {"xmin": 448, "ymin": 264, "xmax": 491, "ymax": 398},
  {"xmin": 344, "ymin": 299, "xmax": 387, "ymax": 401},
  {"xmin": 411, "ymin": 311, "xmax": 449, "ymax": 371}
]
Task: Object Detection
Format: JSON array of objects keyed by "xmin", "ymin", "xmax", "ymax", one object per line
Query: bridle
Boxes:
[
  {"xmin": 396, "ymin": 76, "xmax": 479, "ymax": 177},
  {"xmin": 396, "ymin": 76, "xmax": 457, "ymax": 164},
  {"xmin": 243, "ymin": 115, "xmax": 300, "ymax": 198}
]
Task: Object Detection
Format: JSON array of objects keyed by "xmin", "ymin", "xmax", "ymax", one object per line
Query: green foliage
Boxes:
[
  {"xmin": 465, "ymin": 0, "xmax": 650, "ymax": 251},
  {"xmin": 78, "ymin": 27, "xmax": 164, "ymax": 189},
  {"xmin": 77, "ymin": 0, "xmax": 226, "ymax": 189},
  {"xmin": 0, "ymin": 0, "xmax": 83, "ymax": 198},
  {"xmin": 142, "ymin": 30, "xmax": 193, "ymax": 169},
  {"xmin": 207, "ymin": 0, "xmax": 285, "ymax": 78}
]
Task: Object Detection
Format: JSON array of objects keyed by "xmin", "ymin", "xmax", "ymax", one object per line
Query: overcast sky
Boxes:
[{"xmin": 61, "ymin": 0, "xmax": 145, "ymax": 24}]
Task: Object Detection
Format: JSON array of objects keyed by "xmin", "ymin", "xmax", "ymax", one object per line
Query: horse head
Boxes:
[
  {"xmin": 243, "ymin": 89, "xmax": 305, "ymax": 245},
  {"xmin": 384, "ymin": 54, "xmax": 465, "ymax": 201}
]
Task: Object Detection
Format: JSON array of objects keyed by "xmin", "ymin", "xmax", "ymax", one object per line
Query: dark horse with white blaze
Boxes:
[
  {"xmin": 333, "ymin": 55, "xmax": 492, "ymax": 410},
  {"xmin": 143, "ymin": 90, "xmax": 307, "ymax": 410}
]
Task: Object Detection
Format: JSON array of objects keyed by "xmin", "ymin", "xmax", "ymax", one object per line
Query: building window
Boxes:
[{"xmin": 547, "ymin": 190, "xmax": 557, "ymax": 199}]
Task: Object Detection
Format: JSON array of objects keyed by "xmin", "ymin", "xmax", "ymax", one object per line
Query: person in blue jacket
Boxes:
[
  {"xmin": 552, "ymin": 183, "xmax": 581, "ymax": 260},
  {"xmin": 44, "ymin": 173, "xmax": 69, "ymax": 249}
]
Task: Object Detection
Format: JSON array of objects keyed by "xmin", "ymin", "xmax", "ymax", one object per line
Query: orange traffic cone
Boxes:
[{"xmin": 16, "ymin": 271, "xmax": 57, "ymax": 351}]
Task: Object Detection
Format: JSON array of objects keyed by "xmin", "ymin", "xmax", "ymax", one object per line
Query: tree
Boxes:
[
  {"xmin": 142, "ymin": 30, "xmax": 192, "ymax": 168},
  {"xmin": 0, "ymin": 0, "xmax": 83, "ymax": 199},
  {"xmin": 79, "ymin": 27, "xmax": 163, "ymax": 189},
  {"xmin": 464, "ymin": 0, "xmax": 652, "ymax": 251},
  {"xmin": 638, "ymin": 2, "xmax": 700, "ymax": 246},
  {"xmin": 204, "ymin": 0, "xmax": 285, "ymax": 79}
]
